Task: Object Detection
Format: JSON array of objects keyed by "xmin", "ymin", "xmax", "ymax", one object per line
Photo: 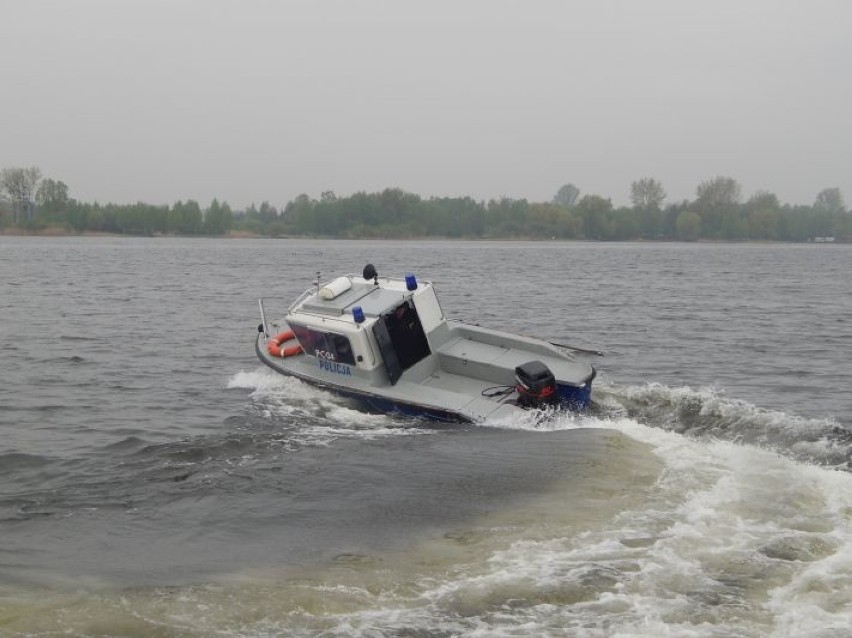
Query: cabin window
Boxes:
[{"xmin": 290, "ymin": 324, "xmax": 356, "ymax": 365}]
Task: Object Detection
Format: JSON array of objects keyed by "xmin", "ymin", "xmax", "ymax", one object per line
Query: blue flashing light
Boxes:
[
  {"xmin": 405, "ymin": 273, "xmax": 417, "ymax": 291},
  {"xmin": 353, "ymin": 306, "xmax": 365, "ymax": 323}
]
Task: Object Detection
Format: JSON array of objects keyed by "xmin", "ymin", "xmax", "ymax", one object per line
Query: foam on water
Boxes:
[
  {"xmin": 227, "ymin": 368, "xmax": 319, "ymax": 398},
  {"xmin": 483, "ymin": 405, "xmax": 586, "ymax": 432},
  {"xmin": 404, "ymin": 432, "xmax": 840, "ymax": 636},
  {"xmin": 406, "ymin": 412, "xmax": 852, "ymax": 637},
  {"xmin": 227, "ymin": 368, "xmax": 433, "ymax": 444},
  {"xmin": 231, "ymin": 406, "xmax": 849, "ymax": 637},
  {"xmin": 600, "ymin": 381, "xmax": 852, "ymax": 470},
  {"xmin": 250, "ymin": 412, "xmax": 849, "ymax": 637}
]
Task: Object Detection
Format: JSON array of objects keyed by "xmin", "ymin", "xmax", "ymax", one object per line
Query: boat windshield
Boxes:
[{"xmin": 289, "ymin": 324, "xmax": 356, "ymax": 365}]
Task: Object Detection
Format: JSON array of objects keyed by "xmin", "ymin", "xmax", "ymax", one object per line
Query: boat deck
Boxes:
[{"xmin": 435, "ymin": 335, "xmax": 589, "ymax": 387}]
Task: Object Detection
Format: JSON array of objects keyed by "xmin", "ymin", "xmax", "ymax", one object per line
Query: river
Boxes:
[{"xmin": 1, "ymin": 237, "xmax": 850, "ymax": 636}]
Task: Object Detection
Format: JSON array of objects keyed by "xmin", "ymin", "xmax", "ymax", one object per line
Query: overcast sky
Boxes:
[{"xmin": 2, "ymin": 0, "xmax": 850, "ymax": 209}]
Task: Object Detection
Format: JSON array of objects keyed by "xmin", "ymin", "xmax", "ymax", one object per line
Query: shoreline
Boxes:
[{"xmin": 0, "ymin": 227, "xmax": 846, "ymax": 244}]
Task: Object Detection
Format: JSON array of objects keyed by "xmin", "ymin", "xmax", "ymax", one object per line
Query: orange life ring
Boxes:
[{"xmin": 266, "ymin": 329, "xmax": 303, "ymax": 358}]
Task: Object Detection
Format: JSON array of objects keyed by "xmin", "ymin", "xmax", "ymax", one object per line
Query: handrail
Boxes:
[
  {"xmin": 258, "ymin": 298, "xmax": 269, "ymax": 337},
  {"xmin": 287, "ymin": 287, "xmax": 315, "ymax": 315}
]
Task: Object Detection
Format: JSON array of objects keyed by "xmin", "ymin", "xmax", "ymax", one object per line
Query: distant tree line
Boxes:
[{"xmin": 1, "ymin": 166, "xmax": 849, "ymax": 241}]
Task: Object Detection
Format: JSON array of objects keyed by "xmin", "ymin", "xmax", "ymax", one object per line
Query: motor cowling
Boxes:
[{"xmin": 515, "ymin": 360, "xmax": 559, "ymax": 409}]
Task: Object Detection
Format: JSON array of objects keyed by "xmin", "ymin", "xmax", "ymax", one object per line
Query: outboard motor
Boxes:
[{"xmin": 515, "ymin": 360, "xmax": 559, "ymax": 409}]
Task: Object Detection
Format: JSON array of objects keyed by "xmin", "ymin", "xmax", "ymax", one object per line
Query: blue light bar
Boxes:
[{"xmin": 405, "ymin": 273, "xmax": 417, "ymax": 291}]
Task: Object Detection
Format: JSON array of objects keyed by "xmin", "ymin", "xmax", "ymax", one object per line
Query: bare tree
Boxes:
[
  {"xmin": 630, "ymin": 177, "xmax": 666, "ymax": 210},
  {"xmin": 553, "ymin": 183, "xmax": 580, "ymax": 208},
  {"xmin": 36, "ymin": 178, "xmax": 70, "ymax": 211},
  {"xmin": 1, "ymin": 166, "xmax": 42, "ymax": 223},
  {"xmin": 696, "ymin": 176, "xmax": 741, "ymax": 209},
  {"xmin": 814, "ymin": 188, "xmax": 845, "ymax": 214}
]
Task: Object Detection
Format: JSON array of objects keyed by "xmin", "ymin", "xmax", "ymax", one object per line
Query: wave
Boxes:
[
  {"xmin": 229, "ymin": 368, "xmax": 851, "ymax": 472},
  {"xmin": 596, "ymin": 382, "xmax": 852, "ymax": 470},
  {"xmin": 97, "ymin": 435, "xmax": 153, "ymax": 454},
  {"xmin": 0, "ymin": 452, "xmax": 55, "ymax": 471}
]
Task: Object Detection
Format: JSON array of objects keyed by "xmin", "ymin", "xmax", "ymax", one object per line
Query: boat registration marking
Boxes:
[{"xmin": 319, "ymin": 359, "xmax": 352, "ymax": 376}]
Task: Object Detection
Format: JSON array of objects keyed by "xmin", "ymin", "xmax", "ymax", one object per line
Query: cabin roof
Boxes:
[{"xmin": 296, "ymin": 278, "xmax": 424, "ymax": 320}]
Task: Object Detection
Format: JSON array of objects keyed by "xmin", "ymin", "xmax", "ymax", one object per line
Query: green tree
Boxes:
[
  {"xmin": 527, "ymin": 203, "xmax": 562, "ymax": 238},
  {"xmin": 345, "ymin": 192, "xmax": 378, "ymax": 229},
  {"xmin": 695, "ymin": 176, "xmax": 741, "ymax": 237},
  {"xmin": 743, "ymin": 191, "xmax": 780, "ymax": 240},
  {"xmin": 574, "ymin": 195, "xmax": 613, "ymax": 239},
  {"xmin": 610, "ymin": 207, "xmax": 639, "ymax": 240},
  {"xmin": 837, "ymin": 210, "xmax": 852, "ymax": 239},
  {"xmin": 0, "ymin": 197, "xmax": 12, "ymax": 228},
  {"xmin": 555, "ymin": 211, "xmax": 582, "ymax": 238},
  {"xmin": 258, "ymin": 201, "xmax": 278, "ymax": 223},
  {"xmin": 747, "ymin": 190, "xmax": 779, "ymax": 211},
  {"xmin": 204, "ymin": 198, "xmax": 233, "ymax": 235},
  {"xmin": 720, "ymin": 211, "xmax": 748, "ymax": 239},
  {"xmin": 675, "ymin": 210, "xmax": 702, "ymax": 241},
  {"xmin": 485, "ymin": 198, "xmax": 529, "ymax": 237},
  {"xmin": 313, "ymin": 197, "xmax": 344, "ymax": 236},
  {"xmin": 527, "ymin": 202, "xmax": 582, "ymax": 238},
  {"xmin": 380, "ymin": 188, "xmax": 421, "ymax": 225},
  {"xmin": 659, "ymin": 202, "xmax": 687, "ymax": 239},
  {"xmin": 776, "ymin": 205, "xmax": 808, "ymax": 241},
  {"xmin": 115, "ymin": 203, "xmax": 145, "ymax": 234},
  {"xmin": 287, "ymin": 194, "xmax": 316, "ymax": 234},
  {"xmin": 424, "ymin": 197, "xmax": 484, "ymax": 237},
  {"xmin": 168, "ymin": 200, "xmax": 203, "ymax": 234},
  {"xmin": 747, "ymin": 208, "xmax": 780, "ymax": 240}
]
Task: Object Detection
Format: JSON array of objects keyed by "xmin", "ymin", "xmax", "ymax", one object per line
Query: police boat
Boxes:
[{"xmin": 255, "ymin": 264, "xmax": 598, "ymax": 423}]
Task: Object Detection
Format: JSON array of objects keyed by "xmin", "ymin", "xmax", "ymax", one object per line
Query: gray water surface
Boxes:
[{"xmin": 2, "ymin": 237, "xmax": 851, "ymax": 636}]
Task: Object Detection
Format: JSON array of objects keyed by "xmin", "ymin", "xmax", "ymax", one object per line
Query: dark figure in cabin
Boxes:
[{"xmin": 385, "ymin": 301, "xmax": 430, "ymax": 370}]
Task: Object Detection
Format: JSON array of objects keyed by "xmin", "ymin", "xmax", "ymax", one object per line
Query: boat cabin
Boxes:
[{"xmin": 285, "ymin": 270, "xmax": 445, "ymax": 384}]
